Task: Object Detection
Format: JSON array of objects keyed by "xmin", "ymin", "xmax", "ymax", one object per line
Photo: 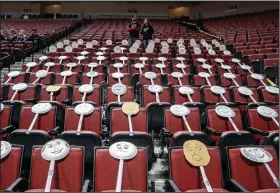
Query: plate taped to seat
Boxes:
[{"xmin": 1, "ymin": 141, "xmax": 12, "ymax": 160}]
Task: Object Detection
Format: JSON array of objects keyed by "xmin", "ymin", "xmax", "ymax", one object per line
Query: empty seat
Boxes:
[
  {"xmin": 3, "ymin": 73, "xmax": 26, "ymax": 84},
  {"xmin": 202, "ymin": 86, "xmax": 231, "ymax": 106},
  {"xmin": 193, "ymin": 74, "xmax": 217, "ymax": 86},
  {"xmin": 258, "ymin": 86, "xmax": 279, "ymax": 103},
  {"xmin": 108, "ymin": 73, "xmax": 131, "ymax": 86},
  {"xmin": 55, "ymin": 72, "xmax": 78, "ymax": 85},
  {"xmin": 29, "ymin": 72, "xmax": 55, "ymax": 85},
  {"xmin": 72, "ymin": 84, "xmax": 101, "ymax": 106},
  {"xmin": 0, "ymin": 104, "xmax": 14, "ymax": 140}
]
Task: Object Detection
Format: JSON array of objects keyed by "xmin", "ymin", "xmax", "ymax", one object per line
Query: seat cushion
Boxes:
[
  {"xmin": 185, "ymin": 188, "xmax": 229, "ymax": 192},
  {"xmin": 255, "ymin": 188, "xmax": 279, "ymax": 192},
  {"xmin": 26, "ymin": 189, "xmax": 65, "ymax": 192}
]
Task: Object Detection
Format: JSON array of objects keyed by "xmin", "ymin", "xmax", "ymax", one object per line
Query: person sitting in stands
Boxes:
[
  {"xmin": 16, "ymin": 30, "xmax": 27, "ymax": 42},
  {"xmin": 0, "ymin": 30, "xmax": 8, "ymax": 40},
  {"xmin": 8, "ymin": 29, "xmax": 17, "ymax": 42}
]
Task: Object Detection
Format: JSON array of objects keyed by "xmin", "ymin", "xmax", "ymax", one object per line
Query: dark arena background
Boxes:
[{"xmin": 0, "ymin": 1, "xmax": 279, "ymax": 192}]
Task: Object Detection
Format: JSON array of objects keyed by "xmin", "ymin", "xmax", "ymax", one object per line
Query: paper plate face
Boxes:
[
  {"xmin": 238, "ymin": 87, "xmax": 253, "ymax": 96},
  {"xmin": 139, "ymin": 57, "xmax": 148, "ymax": 61},
  {"xmin": 210, "ymin": 86, "xmax": 226, "ymax": 95},
  {"xmin": 224, "ymin": 73, "xmax": 236, "ymax": 79},
  {"xmin": 106, "ymin": 40, "xmax": 112, "ymax": 45},
  {"xmin": 122, "ymin": 102, "xmax": 139, "ymax": 115},
  {"xmin": 81, "ymin": 51, "xmax": 89, "ymax": 55},
  {"xmin": 130, "ymin": 46, "xmax": 137, "ymax": 53},
  {"xmin": 240, "ymin": 147, "xmax": 273, "ymax": 163},
  {"xmin": 134, "ymin": 63, "xmax": 144, "ymax": 69},
  {"xmin": 190, "ymin": 41, "xmax": 197, "ymax": 47},
  {"xmin": 156, "ymin": 63, "xmax": 166, "ymax": 69},
  {"xmin": 183, "ymin": 140, "xmax": 210, "ymax": 167},
  {"xmin": 65, "ymin": 46, "xmax": 73, "ymax": 53},
  {"xmin": 223, "ymin": 50, "xmax": 231, "ymax": 55},
  {"xmin": 49, "ymin": 46, "xmax": 57, "ymax": 52},
  {"xmin": 219, "ymin": 45, "xmax": 226, "ymax": 51},
  {"xmin": 119, "ymin": 56, "xmax": 128, "ymax": 61},
  {"xmin": 57, "ymin": 42, "xmax": 64, "ymax": 48},
  {"xmin": 0, "ymin": 103, "xmax": 4, "ymax": 112},
  {"xmin": 92, "ymin": 40, "xmax": 98, "ymax": 45},
  {"xmin": 86, "ymin": 71, "xmax": 98, "ymax": 78},
  {"xmin": 32, "ymin": 102, "xmax": 52, "ymax": 114},
  {"xmin": 45, "ymin": 62, "xmax": 55, "ymax": 67},
  {"xmin": 46, "ymin": 85, "xmax": 61, "ymax": 93},
  {"xmin": 179, "ymin": 45, "xmax": 185, "ymax": 50},
  {"xmin": 35, "ymin": 70, "xmax": 48, "ymax": 78},
  {"xmin": 202, "ymin": 64, "xmax": 212, "ymax": 69},
  {"xmin": 148, "ymin": 84, "xmax": 163, "ymax": 93},
  {"xmin": 135, "ymin": 40, "xmax": 141, "ymax": 45},
  {"xmin": 232, "ymin": 58, "xmax": 240, "ymax": 63},
  {"xmin": 215, "ymin": 42, "xmax": 221, "ymax": 47},
  {"xmin": 97, "ymin": 56, "xmax": 105, "ymax": 61},
  {"xmin": 198, "ymin": 72, "xmax": 210, "ymax": 78},
  {"xmin": 1, "ymin": 141, "xmax": 12, "ymax": 160},
  {"xmin": 176, "ymin": 63, "xmax": 186, "ymax": 69},
  {"xmin": 257, "ymin": 106, "xmax": 278, "ymax": 118},
  {"xmin": 265, "ymin": 86, "xmax": 279, "ymax": 94},
  {"xmin": 122, "ymin": 39, "xmax": 128, "ymax": 46},
  {"xmin": 39, "ymin": 56, "xmax": 48, "ymax": 61},
  {"xmin": 158, "ymin": 57, "xmax": 167, "ymax": 62},
  {"xmin": 206, "ymin": 44, "xmax": 212, "ymax": 51},
  {"xmin": 88, "ymin": 63, "xmax": 98, "ymax": 68},
  {"xmin": 113, "ymin": 63, "xmax": 124, "ymax": 69},
  {"xmin": 86, "ymin": 42, "xmax": 93, "ymax": 48},
  {"xmin": 170, "ymin": 105, "xmax": 190, "ymax": 117},
  {"xmin": 215, "ymin": 105, "xmax": 235, "ymax": 118},
  {"xmin": 112, "ymin": 72, "xmax": 124, "ymax": 79},
  {"xmin": 145, "ymin": 72, "xmax": 157, "ymax": 80},
  {"xmin": 202, "ymin": 42, "xmax": 208, "ymax": 47},
  {"xmin": 194, "ymin": 48, "xmax": 201, "ymax": 55},
  {"xmin": 171, "ymin": 72, "xmax": 183, "ymax": 78},
  {"xmin": 8, "ymin": 71, "xmax": 20, "ymax": 77},
  {"xmin": 76, "ymin": 55, "xmax": 85, "ymax": 60},
  {"xmin": 63, "ymin": 39, "xmax": 70, "ymax": 45},
  {"xmin": 79, "ymin": 84, "xmax": 94, "ymax": 93},
  {"xmin": 251, "ymin": 73, "xmax": 264, "ymax": 80},
  {"xmin": 41, "ymin": 139, "xmax": 70, "ymax": 161},
  {"xmin": 12, "ymin": 83, "xmax": 27, "ymax": 91},
  {"xmin": 179, "ymin": 48, "xmax": 186, "ymax": 54},
  {"xmin": 167, "ymin": 38, "xmax": 173, "ymax": 43},
  {"xmin": 208, "ymin": 50, "xmax": 216, "ymax": 56},
  {"xmin": 77, "ymin": 39, "xmax": 83, "ymax": 45},
  {"xmin": 58, "ymin": 56, "xmax": 67, "ymax": 60},
  {"xmin": 26, "ymin": 62, "xmax": 37, "ymax": 68},
  {"xmin": 241, "ymin": 65, "xmax": 251, "ymax": 70},
  {"xmin": 197, "ymin": 58, "xmax": 206, "ymax": 63},
  {"xmin": 67, "ymin": 62, "xmax": 78, "ymax": 68},
  {"xmin": 215, "ymin": 58, "xmax": 224, "ymax": 63},
  {"xmin": 74, "ymin": 102, "xmax": 94, "ymax": 115},
  {"xmin": 177, "ymin": 41, "xmax": 182, "ymax": 47},
  {"xmin": 155, "ymin": 38, "xmax": 160, "ymax": 43},
  {"xmin": 61, "ymin": 70, "xmax": 73, "ymax": 77},
  {"xmin": 179, "ymin": 86, "xmax": 194, "ymax": 95},
  {"xmin": 221, "ymin": 65, "xmax": 232, "ymax": 70},
  {"xmin": 112, "ymin": 83, "xmax": 127, "ymax": 96},
  {"xmin": 176, "ymin": 57, "xmax": 185, "ymax": 61},
  {"xmin": 109, "ymin": 141, "xmax": 137, "ymax": 160}
]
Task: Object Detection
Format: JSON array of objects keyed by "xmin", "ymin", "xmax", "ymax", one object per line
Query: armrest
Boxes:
[
  {"xmin": 4, "ymin": 178, "xmax": 28, "ymax": 192},
  {"xmin": 247, "ymin": 126, "xmax": 269, "ymax": 136},
  {"xmin": 0, "ymin": 125, "xmax": 15, "ymax": 134},
  {"xmin": 82, "ymin": 179, "xmax": 91, "ymax": 192},
  {"xmin": 205, "ymin": 127, "xmax": 221, "ymax": 136},
  {"xmin": 26, "ymin": 98, "xmax": 37, "ymax": 103},
  {"xmin": 228, "ymin": 179, "xmax": 248, "ymax": 192},
  {"xmin": 164, "ymin": 180, "xmax": 181, "ymax": 192},
  {"xmin": 161, "ymin": 127, "xmax": 173, "ymax": 138},
  {"xmin": 48, "ymin": 126, "xmax": 61, "ymax": 136},
  {"xmin": 62, "ymin": 99, "xmax": 71, "ymax": 105},
  {"xmin": 101, "ymin": 130, "xmax": 110, "ymax": 138}
]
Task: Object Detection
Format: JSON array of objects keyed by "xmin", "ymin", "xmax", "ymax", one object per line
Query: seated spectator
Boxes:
[
  {"xmin": 0, "ymin": 30, "xmax": 8, "ymax": 40},
  {"xmin": 8, "ymin": 29, "xmax": 17, "ymax": 42},
  {"xmin": 16, "ymin": 30, "xmax": 27, "ymax": 42}
]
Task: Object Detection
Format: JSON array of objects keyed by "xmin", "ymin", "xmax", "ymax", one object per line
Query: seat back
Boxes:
[
  {"xmin": 0, "ymin": 145, "xmax": 23, "ymax": 190},
  {"xmin": 220, "ymin": 75, "xmax": 243, "ymax": 86},
  {"xmin": 73, "ymin": 85, "xmax": 101, "ymax": 106},
  {"xmin": 139, "ymin": 74, "xmax": 162, "ymax": 86},
  {"xmin": 173, "ymin": 86, "xmax": 201, "ymax": 104},
  {"xmin": 8, "ymin": 85, "xmax": 37, "ymax": 104},
  {"xmin": 170, "ymin": 147, "xmax": 223, "ymax": 191},
  {"xmin": 39, "ymin": 85, "xmax": 69, "ymax": 104},
  {"xmin": 106, "ymin": 87, "xmax": 134, "ymax": 104},
  {"xmin": 108, "ymin": 73, "xmax": 131, "ymax": 86},
  {"xmin": 167, "ymin": 75, "xmax": 190, "ymax": 86},
  {"xmin": 0, "ymin": 105, "xmax": 12, "ymax": 129},
  {"xmin": 81, "ymin": 74, "xmax": 104, "ymax": 85},
  {"xmin": 29, "ymin": 73, "xmax": 54, "ymax": 85},
  {"xmin": 4, "ymin": 73, "xmax": 26, "ymax": 84},
  {"xmin": 29, "ymin": 147, "xmax": 84, "ymax": 192},
  {"xmin": 203, "ymin": 87, "xmax": 230, "ymax": 104},
  {"xmin": 142, "ymin": 86, "xmax": 171, "ymax": 107},
  {"xmin": 227, "ymin": 147, "xmax": 279, "ymax": 191},
  {"xmin": 94, "ymin": 148, "xmax": 147, "ymax": 192},
  {"xmin": 260, "ymin": 87, "xmax": 279, "ymax": 103},
  {"xmin": 55, "ymin": 73, "xmax": 78, "ymax": 85},
  {"xmin": 231, "ymin": 87, "xmax": 259, "ymax": 103},
  {"xmin": 193, "ymin": 75, "xmax": 216, "ymax": 86}
]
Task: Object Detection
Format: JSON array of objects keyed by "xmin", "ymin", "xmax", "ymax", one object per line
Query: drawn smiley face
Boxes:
[
  {"xmin": 31, "ymin": 103, "xmax": 52, "ymax": 114},
  {"xmin": 240, "ymin": 147, "xmax": 272, "ymax": 163},
  {"xmin": 109, "ymin": 141, "xmax": 137, "ymax": 160},
  {"xmin": 257, "ymin": 106, "xmax": 278, "ymax": 118},
  {"xmin": 215, "ymin": 105, "xmax": 235, "ymax": 118},
  {"xmin": 1, "ymin": 141, "xmax": 12, "ymax": 160},
  {"xmin": 170, "ymin": 105, "xmax": 190, "ymax": 117},
  {"xmin": 41, "ymin": 139, "xmax": 70, "ymax": 161}
]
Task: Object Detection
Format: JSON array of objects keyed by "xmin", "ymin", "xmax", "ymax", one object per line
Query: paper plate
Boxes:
[
  {"xmin": 223, "ymin": 50, "xmax": 231, "ymax": 55},
  {"xmin": 100, "ymin": 47, "xmax": 108, "ymax": 51},
  {"xmin": 79, "ymin": 84, "xmax": 94, "ymax": 93},
  {"xmin": 215, "ymin": 58, "xmax": 224, "ymax": 63},
  {"xmin": 130, "ymin": 47, "xmax": 137, "ymax": 53},
  {"xmin": 197, "ymin": 58, "xmax": 206, "ymax": 63},
  {"xmin": 65, "ymin": 46, "xmax": 73, "ymax": 53},
  {"xmin": 224, "ymin": 73, "xmax": 236, "ymax": 79},
  {"xmin": 97, "ymin": 56, "xmax": 105, "ymax": 61},
  {"xmin": 215, "ymin": 42, "xmax": 221, "ymax": 47},
  {"xmin": 26, "ymin": 62, "xmax": 37, "ymax": 68},
  {"xmin": 232, "ymin": 58, "xmax": 240, "ymax": 63},
  {"xmin": 179, "ymin": 48, "xmax": 186, "ymax": 55},
  {"xmin": 251, "ymin": 73, "xmax": 264, "ymax": 80},
  {"xmin": 77, "ymin": 39, "xmax": 83, "ymax": 45},
  {"xmin": 215, "ymin": 105, "xmax": 235, "ymax": 118},
  {"xmin": 211, "ymin": 39, "xmax": 217, "ymax": 44},
  {"xmin": 61, "ymin": 70, "xmax": 73, "ymax": 77},
  {"xmin": 158, "ymin": 57, "xmax": 167, "ymax": 62},
  {"xmin": 58, "ymin": 56, "xmax": 67, "ymax": 60},
  {"xmin": 63, "ymin": 39, "xmax": 70, "ymax": 45},
  {"xmin": 219, "ymin": 45, "xmax": 226, "ymax": 51},
  {"xmin": 0, "ymin": 103, "xmax": 4, "ymax": 112},
  {"xmin": 76, "ymin": 56, "xmax": 85, "ymax": 61},
  {"xmin": 122, "ymin": 39, "xmax": 128, "ymax": 46},
  {"xmin": 202, "ymin": 64, "xmax": 212, "ymax": 69},
  {"xmin": 177, "ymin": 41, "xmax": 182, "ymax": 47},
  {"xmin": 179, "ymin": 38, "xmax": 184, "ymax": 43},
  {"xmin": 221, "ymin": 65, "xmax": 232, "ymax": 70},
  {"xmin": 35, "ymin": 70, "xmax": 48, "ymax": 78},
  {"xmin": 1, "ymin": 141, "xmax": 12, "ymax": 160},
  {"xmin": 86, "ymin": 42, "xmax": 93, "ymax": 48},
  {"xmin": 190, "ymin": 41, "xmax": 197, "ymax": 47},
  {"xmin": 7, "ymin": 71, "xmax": 20, "ymax": 78},
  {"xmin": 96, "ymin": 52, "xmax": 104, "ymax": 56},
  {"xmin": 39, "ymin": 56, "xmax": 48, "ymax": 61},
  {"xmin": 49, "ymin": 46, "xmax": 57, "ymax": 52},
  {"xmin": 86, "ymin": 71, "xmax": 98, "ymax": 78},
  {"xmin": 194, "ymin": 48, "xmax": 201, "ymax": 55},
  {"xmin": 176, "ymin": 57, "xmax": 185, "ymax": 61},
  {"xmin": 155, "ymin": 38, "xmax": 160, "ymax": 43},
  {"xmin": 122, "ymin": 102, "xmax": 140, "ymax": 116},
  {"xmin": 57, "ymin": 42, "xmax": 64, "ymax": 49},
  {"xmin": 210, "ymin": 86, "xmax": 226, "ymax": 95},
  {"xmin": 208, "ymin": 49, "xmax": 216, "ymax": 55},
  {"xmin": 149, "ymin": 40, "xmax": 155, "ymax": 45},
  {"xmin": 176, "ymin": 63, "xmax": 186, "ymax": 69},
  {"xmin": 88, "ymin": 63, "xmax": 98, "ymax": 68},
  {"xmin": 148, "ymin": 84, "xmax": 163, "ymax": 93},
  {"xmin": 72, "ymin": 42, "xmax": 78, "ymax": 48},
  {"xmin": 206, "ymin": 44, "xmax": 212, "ymax": 51},
  {"xmin": 92, "ymin": 40, "xmax": 98, "ymax": 45},
  {"xmin": 171, "ymin": 72, "xmax": 183, "ymax": 78},
  {"xmin": 112, "ymin": 72, "xmax": 124, "ymax": 79},
  {"xmin": 109, "ymin": 141, "xmax": 137, "ymax": 160},
  {"xmin": 67, "ymin": 63, "xmax": 78, "ymax": 68},
  {"xmin": 161, "ymin": 47, "xmax": 169, "ymax": 54},
  {"xmin": 179, "ymin": 44, "xmax": 185, "ymax": 49},
  {"xmin": 240, "ymin": 147, "xmax": 273, "ymax": 163},
  {"xmin": 170, "ymin": 105, "xmax": 190, "ymax": 117},
  {"xmin": 112, "ymin": 83, "xmax": 127, "ymax": 96},
  {"xmin": 139, "ymin": 57, "xmax": 148, "ymax": 62},
  {"xmin": 41, "ymin": 139, "xmax": 70, "ymax": 161},
  {"xmin": 113, "ymin": 63, "xmax": 124, "ymax": 69},
  {"xmin": 202, "ymin": 42, "xmax": 208, "ymax": 47},
  {"xmin": 144, "ymin": 72, "xmax": 157, "ymax": 80},
  {"xmin": 167, "ymin": 38, "xmax": 173, "ymax": 44},
  {"xmin": 32, "ymin": 102, "xmax": 52, "ymax": 114},
  {"xmin": 179, "ymin": 86, "xmax": 194, "ymax": 95},
  {"xmin": 74, "ymin": 102, "xmax": 94, "ymax": 115},
  {"xmin": 106, "ymin": 40, "xmax": 112, "ymax": 46},
  {"xmin": 119, "ymin": 56, "xmax": 128, "ymax": 61},
  {"xmin": 134, "ymin": 63, "xmax": 144, "ymax": 69},
  {"xmin": 265, "ymin": 86, "xmax": 279, "ymax": 94},
  {"xmin": 145, "ymin": 47, "xmax": 153, "ymax": 54},
  {"xmin": 200, "ymin": 39, "xmax": 206, "ymax": 44},
  {"xmin": 241, "ymin": 65, "xmax": 251, "ymax": 70},
  {"xmin": 156, "ymin": 63, "xmax": 166, "ymax": 69},
  {"xmin": 81, "ymin": 51, "xmax": 89, "ymax": 55},
  {"xmin": 238, "ymin": 87, "xmax": 253, "ymax": 96},
  {"xmin": 198, "ymin": 72, "xmax": 210, "ymax": 78},
  {"xmin": 44, "ymin": 62, "xmax": 55, "ymax": 67},
  {"xmin": 12, "ymin": 83, "xmax": 27, "ymax": 91},
  {"xmin": 257, "ymin": 106, "xmax": 278, "ymax": 118}
]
